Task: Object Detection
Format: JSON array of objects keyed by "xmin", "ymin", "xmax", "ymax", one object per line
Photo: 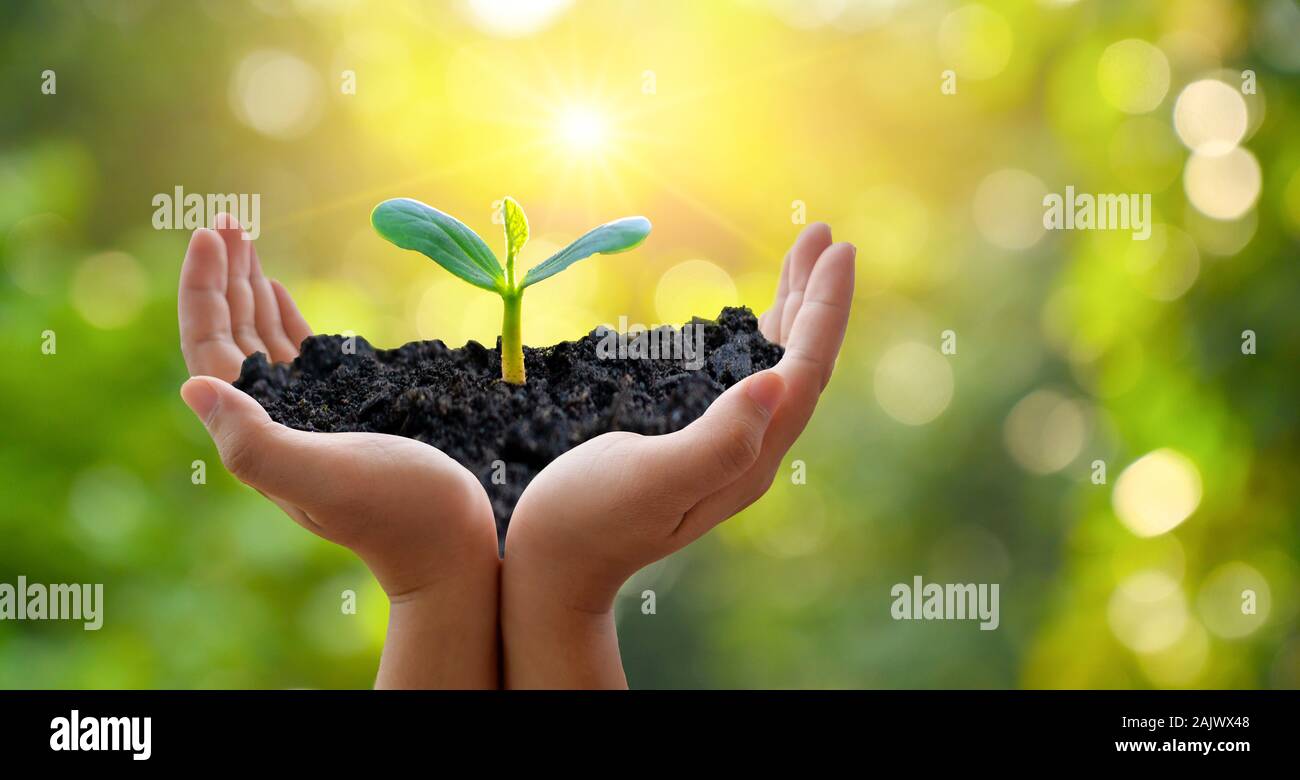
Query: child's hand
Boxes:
[
  {"xmin": 178, "ymin": 216, "xmax": 500, "ymax": 687},
  {"xmin": 501, "ymin": 223, "xmax": 854, "ymax": 687}
]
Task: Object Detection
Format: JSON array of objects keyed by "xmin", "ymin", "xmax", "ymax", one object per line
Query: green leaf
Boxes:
[
  {"xmin": 502, "ymin": 196, "xmax": 529, "ymax": 262},
  {"xmin": 371, "ymin": 198, "xmax": 504, "ymax": 292},
  {"xmin": 521, "ymin": 216, "xmax": 651, "ymax": 288}
]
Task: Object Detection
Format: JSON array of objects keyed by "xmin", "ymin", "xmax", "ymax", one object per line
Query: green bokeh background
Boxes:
[{"xmin": 2, "ymin": 0, "xmax": 1298, "ymax": 688}]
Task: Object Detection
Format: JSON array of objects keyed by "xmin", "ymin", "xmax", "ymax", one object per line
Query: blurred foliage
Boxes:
[{"xmin": 1, "ymin": 0, "xmax": 1297, "ymax": 689}]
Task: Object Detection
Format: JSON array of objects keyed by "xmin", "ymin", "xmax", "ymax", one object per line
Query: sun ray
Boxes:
[
  {"xmin": 619, "ymin": 35, "xmax": 867, "ymax": 125},
  {"xmin": 613, "ymin": 149, "xmax": 771, "ymax": 258},
  {"xmin": 263, "ymin": 138, "xmax": 552, "ymax": 232}
]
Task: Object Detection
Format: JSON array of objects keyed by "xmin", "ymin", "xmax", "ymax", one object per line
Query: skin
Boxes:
[
  {"xmin": 178, "ymin": 214, "xmax": 853, "ymax": 689},
  {"xmin": 177, "ymin": 214, "xmax": 500, "ymax": 689},
  {"xmin": 501, "ymin": 223, "xmax": 855, "ymax": 688}
]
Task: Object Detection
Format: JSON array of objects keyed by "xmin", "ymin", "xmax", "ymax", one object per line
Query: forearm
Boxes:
[
  {"xmin": 375, "ymin": 558, "xmax": 501, "ymax": 689},
  {"xmin": 501, "ymin": 554, "xmax": 627, "ymax": 689}
]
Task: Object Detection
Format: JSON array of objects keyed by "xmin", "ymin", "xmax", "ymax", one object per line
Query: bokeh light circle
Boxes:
[
  {"xmin": 654, "ymin": 259, "xmax": 738, "ymax": 326},
  {"xmin": 972, "ymin": 169, "xmax": 1048, "ymax": 250},
  {"xmin": 1173, "ymin": 79, "xmax": 1248, "ymax": 155},
  {"xmin": 1138, "ymin": 619, "xmax": 1210, "ymax": 687},
  {"xmin": 939, "ymin": 4, "xmax": 1013, "ymax": 80},
  {"xmin": 1108, "ymin": 570, "xmax": 1189, "ymax": 653},
  {"xmin": 229, "ymin": 50, "xmax": 323, "ymax": 140},
  {"xmin": 1197, "ymin": 562, "xmax": 1271, "ymax": 639},
  {"xmin": 72, "ymin": 251, "xmax": 149, "ymax": 329},
  {"xmin": 1003, "ymin": 389, "xmax": 1087, "ymax": 474},
  {"xmin": 1097, "ymin": 39, "xmax": 1171, "ymax": 114},
  {"xmin": 1184, "ymin": 146, "xmax": 1261, "ymax": 220},
  {"xmin": 873, "ymin": 342, "xmax": 954, "ymax": 426},
  {"xmin": 1113, "ymin": 449, "xmax": 1202, "ymax": 537},
  {"xmin": 1185, "ymin": 203, "xmax": 1258, "ymax": 256},
  {"xmin": 1125, "ymin": 223, "xmax": 1201, "ymax": 302}
]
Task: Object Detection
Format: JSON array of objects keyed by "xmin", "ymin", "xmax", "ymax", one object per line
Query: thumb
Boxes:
[
  {"xmin": 181, "ymin": 376, "xmax": 276, "ymax": 485},
  {"xmin": 180, "ymin": 377, "xmax": 313, "ymax": 502},
  {"xmin": 643, "ymin": 371, "xmax": 785, "ymax": 502}
]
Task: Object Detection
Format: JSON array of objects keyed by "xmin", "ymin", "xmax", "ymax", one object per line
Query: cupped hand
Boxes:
[
  {"xmin": 504, "ymin": 223, "xmax": 855, "ymax": 617},
  {"xmin": 177, "ymin": 215, "xmax": 497, "ymax": 600}
]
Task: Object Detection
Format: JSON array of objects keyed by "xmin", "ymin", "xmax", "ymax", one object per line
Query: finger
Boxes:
[
  {"xmin": 248, "ymin": 245, "xmax": 300, "ymax": 363},
  {"xmin": 271, "ymin": 279, "xmax": 313, "ymax": 351},
  {"xmin": 178, "ymin": 227, "xmax": 246, "ymax": 381},
  {"xmin": 213, "ymin": 212, "xmax": 270, "ymax": 358},
  {"xmin": 778, "ymin": 222, "xmax": 832, "ymax": 345},
  {"xmin": 759, "ymin": 250, "xmax": 791, "ymax": 342},
  {"xmin": 776, "ymin": 241, "xmax": 856, "ymax": 394},
  {"xmin": 180, "ymin": 376, "xmax": 339, "ymax": 518},
  {"xmin": 679, "ymin": 243, "xmax": 855, "ymax": 538},
  {"xmin": 639, "ymin": 371, "xmax": 785, "ymax": 512}
]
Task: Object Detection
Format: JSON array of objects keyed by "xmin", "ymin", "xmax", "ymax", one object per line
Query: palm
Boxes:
[
  {"xmin": 507, "ymin": 223, "xmax": 854, "ymax": 585},
  {"xmin": 178, "ymin": 215, "xmax": 495, "ymax": 596}
]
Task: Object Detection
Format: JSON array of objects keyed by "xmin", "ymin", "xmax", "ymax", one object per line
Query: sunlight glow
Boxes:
[
  {"xmin": 556, "ymin": 106, "xmax": 609, "ymax": 153},
  {"xmin": 463, "ymin": 0, "xmax": 574, "ymax": 38}
]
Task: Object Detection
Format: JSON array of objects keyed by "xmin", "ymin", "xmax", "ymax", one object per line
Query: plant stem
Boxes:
[{"xmin": 500, "ymin": 290, "xmax": 525, "ymax": 384}]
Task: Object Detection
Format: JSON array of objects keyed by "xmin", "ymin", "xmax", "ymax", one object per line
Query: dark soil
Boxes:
[{"xmin": 234, "ymin": 307, "xmax": 782, "ymax": 547}]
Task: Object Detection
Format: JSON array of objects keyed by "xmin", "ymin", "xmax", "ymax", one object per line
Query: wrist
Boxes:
[
  {"xmin": 358, "ymin": 506, "xmax": 502, "ymax": 601},
  {"xmin": 501, "ymin": 590, "xmax": 625, "ymax": 689},
  {"xmin": 375, "ymin": 553, "xmax": 501, "ymax": 690},
  {"xmin": 502, "ymin": 519, "xmax": 630, "ymax": 613},
  {"xmin": 501, "ymin": 547, "xmax": 627, "ymax": 689}
]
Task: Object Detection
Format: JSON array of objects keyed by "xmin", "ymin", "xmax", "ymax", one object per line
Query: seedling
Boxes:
[{"xmin": 371, "ymin": 197, "xmax": 651, "ymax": 384}]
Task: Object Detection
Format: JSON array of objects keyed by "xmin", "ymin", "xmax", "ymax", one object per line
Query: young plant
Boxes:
[{"xmin": 371, "ymin": 197, "xmax": 651, "ymax": 384}]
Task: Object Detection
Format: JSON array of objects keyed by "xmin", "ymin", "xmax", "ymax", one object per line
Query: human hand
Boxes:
[
  {"xmin": 178, "ymin": 215, "xmax": 500, "ymax": 687},
  {"xmin": 501, "ymin": 222, "xmax": 854, "ymax": 687}
]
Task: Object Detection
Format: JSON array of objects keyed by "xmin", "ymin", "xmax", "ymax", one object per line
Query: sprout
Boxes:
[{"xmin": 371, "ymin": 197, "xmax": 651, "ymax": 384}]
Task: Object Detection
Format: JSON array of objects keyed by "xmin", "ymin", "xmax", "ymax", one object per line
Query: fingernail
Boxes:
[
  {"xmin": 213, "ymin": 212, "xmax": 240, "ymax": 231},
  {"xmin": 746, "ymin": 372, "xmax": 786, "ymax": 416},
  {"xmin": 180, "ymin": 378, "xmax": 220, "ymax": 423}
]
